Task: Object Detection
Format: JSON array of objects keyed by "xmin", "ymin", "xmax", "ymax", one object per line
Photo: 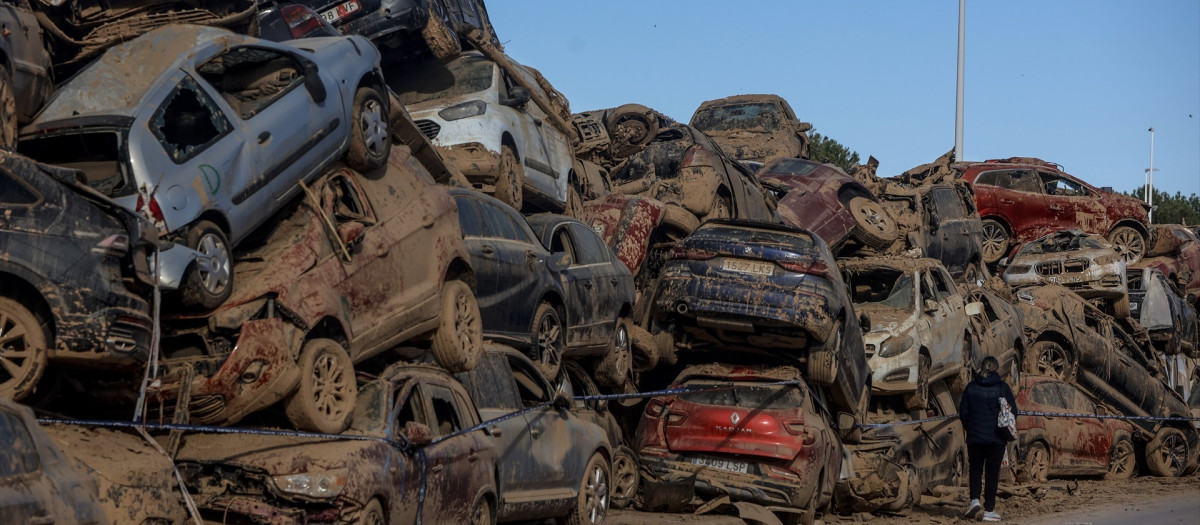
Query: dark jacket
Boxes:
[{"xmin": 958, "ymin": 370, "xmax": 1018, "ymax": 446}]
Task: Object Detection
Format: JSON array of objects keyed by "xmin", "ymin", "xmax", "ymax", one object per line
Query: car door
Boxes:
[
  {"xmin": 987, "ymin": 169, "xmax": 1049, "ymax": 237},
  {"xmin": 926, "ymin": 186, "xmax": 971, "ymax": 275},
  {"xmin": 1055, "ymin": 383, "xmax": 1112, "ymax": 470},
  {"xmin": 923, "ymin": 268, "xmax": 962, "ymax": 372},
  {"xmin": 507, "ymin": 354, "xmax": 575, "ymax": 491},
  {"xmin": 501, "ymin": 68, "xmax": 558, "ymax": 193},
  {"xmin": 1038, "ymin": 172, "xmax": 1109, "ymax": 234},
  {"xmin": 422, "ymin": 382, "xmax": 486, "ymax": 522},
  {"xmin": 454, "ymin": 352, "xmax": 540, "ymax": 499},
  {"xmin": 1028, "ymin": 381, "xmax": 1073, "ymax": 468},
  {"xmin": 389, "ymin": 383, "xmax": 438, "ymax": 524},
  {"xmin": 0, "ymin": 4, "xmax": 52, "ymax": 121},
  {"xmin": 571, "ymin": 222, "xmax": 630, "ymax": 345},
  {"xmin": 475, "ymin": 198, "xmax": 546, "ymax": 338},
  {"xmin": 546, "ymin": 222, "xmax": 595, "ymax": 347}
]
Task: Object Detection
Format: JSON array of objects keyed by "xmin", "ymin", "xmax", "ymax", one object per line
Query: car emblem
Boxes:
[{"xmin": 730, "ymin": 412, "xmax": 740, "ymax": 425}]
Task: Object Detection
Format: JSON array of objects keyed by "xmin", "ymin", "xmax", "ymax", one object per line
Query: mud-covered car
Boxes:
[
  {"xmin": 0, "ymin": 1, "xmax": 53, "ymax": 148},
  {"xmin": 560, "ymin": 360, "xmax": 640, "ymax": 509},
  {"xmin": 840, "ymin": 257, "xmax": 974, "ymax": 409},
  {"xmin": 1014, "ymin": 375, "xmax": 1138, "ymax": 482},
  {"xmin": 959, "ymin": 157, "xmax": 1151, "ymax": 264},
  {"xmin": 1003, "ymin": 230, "xmax": 1129, "ymax": 318},
  {"xmin": 398, "ymin": 51, "xmax": 572, "ymax": 212},
  {"xmin": 653, "ymin": 220, "xmax": 870, "ymax": 416},
  {"xmin": 1133, "ymin": 224, "xmax": 1200, "ymax": 307},
  {"xmin": 836, "ymin": 383, "xmax": 965, "ymax": 515},
  {"xmin": 689, "ymin": 94, "xmax": 812, "ymax": 163},
  {"xmin": 758, "ymin": 157, "xmax": 898, "ymax": 252},
  {"xmin": 1127, "ymin": 267, "xmax": 1199, "ymax": 358},
  {"xmin": 0, "ymin": 151, "xmax": 155, "ymax": 401},
  {"xmin": 876, "ymin": 180, "xmax": 985, "ymax": 283},
  {"xmin": 176, "ymin": 362, "xmax": 497, "ymax": 525},
  {"xmin": 256, "ymin": 1, "xmax": 340, "ymax": 41},
  {"xmin": 297, "ymin": 0, "xmax": 497, "ymax": 58},
  {"xmin": 0, "ymin": 398, "xmax": 106, "ymax": 525},
  {"xmin": 454, "ymin": 344, "xmax": 611, "ymax": 525},
  {"xmin": 634, "ymin": 364, "xmax": 844, "ymax": 525},
  {"xmin": 964, "ymin": 287, "xmax": 1026, "ymax": 383},
  {"xmin": 1016, "ymin": 284, "xmax": 1199, "ymax": 476},
  {"xmin": 19, "ymin": 25, "xmax": 392, "ymax": 309},
  {"xmin": 154, "ymin": 148, "xmax": 481, "ymax": 433}
]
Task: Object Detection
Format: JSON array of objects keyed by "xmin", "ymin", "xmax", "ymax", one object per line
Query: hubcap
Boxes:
[
  {"xmin": 1031, "ymin": 447, "xmax": 1049, "ymax": 480},
  {"xmin": 858, "ymin": 203, "xmax": 892, "ymax": 233},
  {"xmin": 311, "ymin": 351, "xmax": 351, "ymax": 419},
  {"xmin": 196, "ymin": 233, "xmax": 231, "ymax": 295},
  {"xmin": 1111, "ymin": 442, "xmax": 1134, "ymax": 476},
  {"xmin": 612, "ymin": 453, "xmax": 637, "ymax": 503},
  {"xmin": 453, "ymin": 290, "xmax": 479, "ymax": 353},
  {"xmin": 1112, "ymin": 229, "xmax": 1144, "ymax": 262},
  {"xmin": 1035, "ymin": 346, "xmax": 1068, "ymax": 380},
  {"xmin": 1160, "ymin": 434, "xmax": 1187, "ymax": 473},
  {"xmin": 537, "ymin": 313, "xmax": 562, "ymax": 371},
  {"xmin": 359, "ymin": 98, "xmax": 388, "ymax": 156},
  {"xmin": 0, "ymin": 311, "xmax": 36, "ymax": 384},
  {"xmin": 982, "ymin": 223, "xmax": 1008, "ymax": 260},
  {"xmin": 584, "ymin": 464, "xmax": 609, "ymax": 524}
]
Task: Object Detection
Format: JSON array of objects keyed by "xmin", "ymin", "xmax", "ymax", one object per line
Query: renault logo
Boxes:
[{"xmin": 730, "ymin": 412, "xmax": 740, "ymax": 425}]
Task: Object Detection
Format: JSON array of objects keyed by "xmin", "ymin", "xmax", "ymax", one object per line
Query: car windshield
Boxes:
[
  {"xmin": 848, "ymin": 268, "xmax": 916, "ymax": 310},
  {"xmin": 692, "ymin": 103, "xmax": 780, "ymax": 132},
  {"xmin": 1017, "ymin": 232, "xmax": 1105, "ymax": 255},
  {"xmin": 679, "ymin": 379, "xmax": 804, "ymax": 410},
  {"xmin": 693, "ymin": 224, "xmax": 813, "ymax": 247},
  {"xmin": 393, "ymin": 55, "xmax": 494, "ymax": 105},
  {"xmin": 763, "ymin": 158, "xmax": 820, "ymax": 177}
]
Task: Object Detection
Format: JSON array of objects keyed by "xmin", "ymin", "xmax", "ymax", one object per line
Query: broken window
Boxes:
[
  {"xmin": 1040, "ymin": 173, "xmax": 1087, "ymax": 197},
  {"xmin": 0, "ymin": 173, "xmax": 40, "ymax": 206},
  {"xmin": 509, "ymin": 358, "xmax": 547, "ymax": 407},
  {"xmin": 327, "ymin": 176, "xmax": 369, "ymax": 223},
  {"xmin": 426, "ymin": 385, "xmax": 463, "ymax": 437},
  {"xmin": 392, "ymin": 54, "xmax": 494, "ymax": 106},
  {"xmin": 680, "ymin": 379, "xmax": 805, "ymax": 410},
  {"xmin": 929, "ymin": 269, "xmax": 954, "ymax": 301},
  {"xmin": 197, "ymin": 47, "xmax": 304, "ymax": 120},
  {"xmin": 18, "ymin": 130, "xmax": 133, "ymax": 197},
  {"xmin": 931, "ymin": 188, "xmax": 966, "ymax": 221},
  {"xmin": 848, "ymin": 269, "xmax": 915, "ymax": 310},
  {"xmin": 151, "ymin": 76, "xmax": 231, "ymax": 163},
  {"xmin": 393, "ymin": 386, "xmax": 427, "ymax": 437},
  {"xmin": 692, "ymin": 103, "xmax": 781, "ymax": 132}
]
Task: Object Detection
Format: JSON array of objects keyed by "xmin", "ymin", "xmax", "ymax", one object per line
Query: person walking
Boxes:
[{"xmin": 958, "ymin": 356, "xmax": 1017, "ymax": 522}]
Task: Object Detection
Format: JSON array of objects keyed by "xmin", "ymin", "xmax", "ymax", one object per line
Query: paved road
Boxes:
[{"xmin": 1020, "ymin": 491, "xmax": 1200, "ymax": 525}]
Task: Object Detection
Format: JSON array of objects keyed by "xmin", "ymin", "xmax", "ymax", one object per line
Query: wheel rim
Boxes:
[
  {"xmin": 1110, "ymin": 441, "xmax": 1135, "ymax": 477},
  {"xmin": 854, "ymin": 200, "xmax": 894, "ymax": 236},
  {"xmin": 536, "ymin": 312, "xmax": 562, "ymax": 373},
  {"xmin": 452, "ymin": 289, "xmax": 480, "ymax": 355},
  {"xmin": 612, "ymin": 452, "xmax": 638, "ymax": 505},
  {"xmin": 470, "ymin": 499, "xmax": 490, "ymax": 525},
  {"xmin": 359, "ymin": 97, "xmax": 388, "ymax": 156},
  {"xmin": 196, "ymin": 232, "xmax": 231, "ymax": 296},
  {"xmin": 0, "ymin": 75, "xmax": 16, "ymax": 149},
  {"xmin": 1158, "ymin": 433, "xmax": 1188, "ymax": 475},
  {"xmin": 611, "ymin": 323, "xmax": 631, "ymax": 378},
  {"xmin": 1034, "ymin": 344, "xmax": 1069, "ymax": 380},
  {"xmin": 0, "ymin": 309, "xmax": 39, "ymax": 389},
  {"xmin": 363, "ymin": 508, "xmax": 384, "ymax": 525},
  {"xmin": 501, "ymin": 150, "xmax": 520, "ymax": 199},
  {"xmin": 1030, "ymin": 445, "xmax": 1049, "ymax": 481},
  {"xmin": 981, "ymin": 222, "xmax": 1008, "ymax": 262},
  {"xmin": 583, "ymin": 463, "xmax": 609, "ymax": 524},
  {"xmin": 310, "ymin": 350, "xmax": 352, "ymax": 421},
  {"xmin": 1111, "ymin": 228, "xmax": 1144, "ymax": 262}
]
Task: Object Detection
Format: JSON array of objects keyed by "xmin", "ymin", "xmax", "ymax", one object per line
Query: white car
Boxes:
[
  {"xmin": 1002, "ymin": 230, "xmax": 1129, "ymax": 317},
  {"xmin": 395, "ymin": 51, "xmax": 572, "ymax": 212}
]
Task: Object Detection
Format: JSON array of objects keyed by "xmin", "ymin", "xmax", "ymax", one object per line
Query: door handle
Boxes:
[
  {"xmin": 258, "ymin": 131, "xmax": 271, "ymax": 144},
  {"xmin": 422, "ymin": 213, "xmax": 435, "ymax": 228},
  {"xmin": 530, "ymin": 426, "xmax": 541, "ymax": 439},
  {"xmin": 611, "ymin": 278, "xmax": 619, "ymax": 286},
  {"xmin": 1048, "ymin": 203, "xmax": 1063, "ymax": 211},
  {"xmin": 469, "ymin": 450, "xmax": 478, "ymax": 462},
  {"xmin": 480, "ymin": 245, "xmax": 495, "ymax": 255},
  {"xmin": 526, "ymin": 251, "xmax": 538, "ymax": 261},
  {"xmin": 999, "ymin": 199, "xmax": 1015, "ymax": 205},
  {"xmin": 431, "ymin": 463, "xmax": 445, "ymax": 474},
  {"xmin": 534, "ymin": 118, "xmax": 543, "ymax": 126},
  {"xmin": 487, "ymin": 425, "xmax": 502, "ymax": 438}
]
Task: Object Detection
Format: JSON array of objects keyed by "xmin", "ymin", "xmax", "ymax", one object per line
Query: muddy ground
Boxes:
[{"xmin": 607, "ymin": 476, "xmax": 1199, "ymax": 524}]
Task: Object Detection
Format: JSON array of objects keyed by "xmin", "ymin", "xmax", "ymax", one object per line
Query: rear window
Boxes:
[
  {"xmin": 678, "ymin": 379, "xmax": 804, "ymax": 410},
  {"xmin": 693, "ymin": 224, "xmax": 813, "ymax": 247},
  {"xmin": 763, "ymin": 158, "xmax": 820, "ymax": 177},
  {"xmin": 393, "ymin": 55, "xmax": 494, "ymax": 106},
  {"xmin": 692, "ymin": 103, "xmax": 780, "ymax": 132},
  {"xmin": 19, "ymin": 130, "xmax": 134, "ymax": 198}
]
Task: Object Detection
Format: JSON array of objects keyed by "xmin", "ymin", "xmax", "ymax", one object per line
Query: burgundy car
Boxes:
[
  {"xmin": 757, "ymin": 157, "xmax": 898, "ymax": 252},
  {"xmin": 634, "ymin": 364, "xmax": 845, "ymax": 525},
  {"xmin": 1015, "ymin": 375, "xmax": 1138, "ymax": 481},
  {"xmin": 958, "ymin": 157, "xmax": 1150, "ymax": 264}
]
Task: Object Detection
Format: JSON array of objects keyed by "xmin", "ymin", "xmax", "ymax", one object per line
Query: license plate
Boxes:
[
  {"xmin": 1046, "ymin": 275, "xmax": 1082, "ymax": 284},
  {"xmin": 1130, "ymin": 302, "xmax": 1139, "ymax": 312},
  {"xmin": 321, "ymin": 0, "xmax": 360, "ymax": 23},
  {"xmin": 691, "ymin": 456, "xmax": 749, "ymax": 473},
  {"xmin": 720, "ymin": 258, "xmax": 774, "ymax": 276}
]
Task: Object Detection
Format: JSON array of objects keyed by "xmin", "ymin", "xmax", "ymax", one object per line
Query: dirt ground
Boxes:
[{"xmin": 607, "ymin": 476, "xmax": 1200, "ymax": 524}]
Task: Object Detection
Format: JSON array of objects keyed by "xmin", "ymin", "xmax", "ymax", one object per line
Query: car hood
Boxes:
[
  {"xmin": 858, "ymin": 305, "xmax": 917, "ymax": 343},
  {"xmin": 176, "ymin": 432, "xmax": 384, "ymax": 475}
]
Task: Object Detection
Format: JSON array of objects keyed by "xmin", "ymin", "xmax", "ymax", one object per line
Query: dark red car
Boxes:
[
  {"xmin": 958, "ymin": 157, "xmax": 1150, "ymax": 264},
  {"xmin": 1015, "ymin": 375, "xmax": 1138, "ymax": 481},
  {"xmin": 634, "ymin": 364, "xmax": 846, "ymax": 525}
]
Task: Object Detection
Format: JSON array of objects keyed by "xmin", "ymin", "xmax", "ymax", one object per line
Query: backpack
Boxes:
[{"xmin": 997, "ymin": 398, "xmax": 1017, "ymax": 442}]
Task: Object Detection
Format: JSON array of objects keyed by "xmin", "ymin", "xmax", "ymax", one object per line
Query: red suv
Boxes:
[{"xmin": 958, "ymin": 157, "xmax": 1150, "ymax": 264}]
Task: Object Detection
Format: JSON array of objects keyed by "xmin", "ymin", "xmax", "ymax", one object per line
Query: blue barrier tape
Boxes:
[{"xmin": 1016, "ymin": 410, "xmax": 1200, "ymax": 422}]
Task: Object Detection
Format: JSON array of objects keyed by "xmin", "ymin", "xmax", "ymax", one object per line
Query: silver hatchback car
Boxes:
[{"xmin": 19, "ymin": 25, "xmax": 392, "ymax": 309}]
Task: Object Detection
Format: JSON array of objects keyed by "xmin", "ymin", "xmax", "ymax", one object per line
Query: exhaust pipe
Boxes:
[{"xmin": 676, "ymin": 302, "xmax": 689, "ymax": 315}]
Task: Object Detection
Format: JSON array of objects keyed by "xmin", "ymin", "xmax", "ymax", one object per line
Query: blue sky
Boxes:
[{"xmin": 487, "ymin": 1, "xmax": 1200, "ymax": 197}]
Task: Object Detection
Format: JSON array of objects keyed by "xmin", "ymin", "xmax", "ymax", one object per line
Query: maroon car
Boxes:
[
  {"xmin": 634, "ymin": 364, "xmax": 845, "ymax": 524},
  {"xmin": 1015, "ymin": 375, "xmax": 1138, "ymax": 481},
  {"xmin": 958, "ymin": 157, "xmax": 1150, "ymax": 264},
  {"xmin": 757, "ymin": 157, "xmax": 897, "ymax": 252}
]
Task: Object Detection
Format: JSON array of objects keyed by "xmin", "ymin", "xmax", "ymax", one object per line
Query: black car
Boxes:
[
  {"xmin": 450, "ymin": 189, "xmax": 634, "ymax": 380},
  {"xmin": 255, "ymin": 1, "xmax": 341, "ymax": 41},
  {"xmin": 879, "ymin": 181, "xmax": 986, "ymax": 283},
  {"xmin": 0, "ymin": 1, "xmax": 54, "ymax": 148},
  {"xmin": 0, "ymin": 152, "xmax": 156, "ymax": 400},
  {"xmin": 296, "ymin": 0, "xmax": 498, "ymax": 58},
  {"xmin": 651, "ymin": 219, "xmax": 871, "ymax": 417}
]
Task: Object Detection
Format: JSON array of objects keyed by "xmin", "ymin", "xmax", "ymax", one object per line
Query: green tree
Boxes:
[
  {"xmin": 1125, "ymin": 187, "xmax": 1200, "ymax": 225},
  {"xmin": 807, "ymin": 132, "xmax": 860, "ymax": 172}
]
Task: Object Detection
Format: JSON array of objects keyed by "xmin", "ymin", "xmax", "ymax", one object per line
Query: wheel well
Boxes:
[
  {"xmin": 0, "ymin": 273, "xmax": 55, "ymax": 345},
  {"xmin": 501, "ymin": 132, "xmax": 518, "ymax": 158},
  {"xmin": 836, "ymin": 183, "xmax": 874, "ymax": 208},
  {"xmin": 193, "ymin": 212, "xmax": 232, "ymax": 242},
  {"xmin": 618, "ymin": 303, "xmax": 632, "ymax": 319},
  {"xmin": 307, "ymin": 316, "xmax": 349, "ymax": 345},
  {"xmin": 444, "ymin": 258, "xmax": 475, "ymax": 292},
  {"xmin": 981, "ymin": 215, "xmax": 1012, "ymax": 236},
  {"xmin": 540, "ymin": 291, "xmax": 564, "ymax": 314},
  {"xmin": 1034, "ymin": 331, "xmax": 1075, "ymax": 360},
  {"xmin": 1109, "ymin": 220, "xmax": 1149, "ymax": 239},
  {"xmin": 357, "ymin": 71, "xmax": 386, "ymax": 95}
]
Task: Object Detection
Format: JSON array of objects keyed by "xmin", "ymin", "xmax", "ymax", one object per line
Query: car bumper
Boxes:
[
  {"xmin": 192, "ymin": 494, "xmax": 344, "ymax": 525},
  {"xmin": 638, "ymin": 454, "xmax": 814, "ymax": 511},
  {"xmin": 655, "ymin": 274, "xmax": 837, "ymax": 346},
  {"xmin": 337, "ymin": 6, "xmax": 424, "ymax": 42},
  {"xmin": 52, "ymin": 299, "xmax": 151, "ymax": 367}
]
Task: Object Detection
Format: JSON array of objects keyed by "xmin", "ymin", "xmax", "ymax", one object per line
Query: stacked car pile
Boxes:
[{"xmin": 1, "ymin": 2, "xmax": 1198, "ymax": 525}]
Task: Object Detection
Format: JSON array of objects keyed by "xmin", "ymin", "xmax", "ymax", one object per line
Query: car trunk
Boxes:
[{"xmin": 661, "ymin": 380, "xmax": 807, "ymax": 462}]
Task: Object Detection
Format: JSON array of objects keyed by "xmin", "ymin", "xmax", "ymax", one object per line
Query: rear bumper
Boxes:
[
  {"xmin": 638, "ymin": 454, "xmax": 814, "ymax": 511},
  {"xmin": 337, "ymin": 5, "xmax": 425, "ymax": 43},
  {"xmin": 52, "ymin": 303, "xmax": 151, "ymax": 368}
]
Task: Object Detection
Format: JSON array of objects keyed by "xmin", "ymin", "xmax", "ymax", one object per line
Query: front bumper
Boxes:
[
  {"xmin": 192, "ymin": 494, "xmax": 346, "ymax": 525},
  {"xmin": 336, "ymin": 5, "xmax": 424, "ymax": 43},
  {"xmin": 639, "ymin": 454, "xmax": 814, "ymax": 511}
]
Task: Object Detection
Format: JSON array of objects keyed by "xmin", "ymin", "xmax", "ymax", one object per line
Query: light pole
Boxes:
[
  {"xmin": 1147, "ymin": 127, "xmax": 1155, "ymax": 223},
  {"xmin": 954, "ymin": 0, "xmax": 965, "ymax": 161}
]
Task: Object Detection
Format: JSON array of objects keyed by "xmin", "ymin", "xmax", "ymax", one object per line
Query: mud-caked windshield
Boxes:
[
  {"xmin": 393, "ymin": 55, "xmax": 494, "ymax": 105},
  {"xmin": 847, "ymin": 268, "xmax": 916, "ymax": 311},
  {"xmin": 692, "ymin": 103, "xmax": 780, "ymax": 132},
  {"xmin": 680, "ymin": 379, "xmax": 804, "ymax": 410},
  {"xmin": 1017, "ymin": 232, "xmax": 1105, "ymax": 256}
]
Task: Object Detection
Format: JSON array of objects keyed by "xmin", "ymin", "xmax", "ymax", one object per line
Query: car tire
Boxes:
[
  {"xmin": 346, "ymin": 86, "xmax": 391, "ymax": 171},
  {"xmin": 468, "ymin": 493, "xmax": 493, "ymax": 525},
  {"xmin": 530, "ymin": 302, "xmax": 565, "ymax": 379},
  {"xmin": 905, "ymin": 354, "xmax": 931, "ymax": 411},
  {"xmin": 0, "ymin": 296, "xmax": 49, "ymax": 401},
  {"xmin": 610, "ymin": 445, "xmax": 639, "ymax": 509},
  {"xmin": 179, "ymin": 220, "xmax": 233, "ymax": 310},
  {"xmin": 1145, "ymin": 426, "xmax": 1190, "ymax": 477},
  {"xmin": 847, "ymin": 196, "xmax": 898, "ymax": 250},
  {"xmin": 806, "ymin": 321, "xmax": 840, "ymax": 386},
  {"xmin": 595, "ymin": 319, "xmax": 631, "ymax": 387},
  {"xmin": 980, "ymin": 219, "xmax": 1010, "ymax": 265},
  {"xmin": 948, "ymin": 334, "xmax": 973, "ymax": 395},
  {"xmin": 1111, "ymin": 294, "xmax": 1131, "ymax": 319},
  {"xmin": 494, "ymin": 145, "xmax": 523, "ymax": 211},
  {"xmin": 1107, "ymin": 225, "xmax": 1146, "ymax": 264},
  {"xmin": 628, "ymin": 324, "xmax": 660, "ymax": 372},
  {"xmin": 604, "ymin": 104, "xmax": 659, "ymax": 158},
  {"xmin": 1105, "ymin": 436, "xmax": 1137, "ymax": 480},
  {"xmin": 0, "ymin": 64, "xmax": 16, "ymax": 150},
  {"xmin": 563, "ymin": 452, "xmax": 610, "ymax": 525},
  {"xmin": 430, "ymin": 279, "xmax": 483, "ymax": 373},
  {"xmin": 356, "ymin": 498, "xmax": 385, "ymax": 525},
  {"xmin": 285, "ymin": 338, "xmax": 357, "ymax": 434},
  {"xmin": 660, "ymin": 204, "xmax": 699, "ymax": 239},
  {"xmin": 1018, "ymin": 442, "xmax": 1050, "ymax": 483},
  {"xmin": 1025, "ymin": 340, "xmax": 1075, "ymax": 381},
  {"xmin": 421, "ymin": 1, "xmax": 462, "ymax": 60}
]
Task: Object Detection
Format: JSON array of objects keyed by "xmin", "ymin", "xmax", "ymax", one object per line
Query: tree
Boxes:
[
  {"xmin": 1125, "ymin": 187, "xmax": 1200, "ymax": 225},
  {"xmin": 807, "ymin": 132, "xmax": 860, "ymax": 172}
]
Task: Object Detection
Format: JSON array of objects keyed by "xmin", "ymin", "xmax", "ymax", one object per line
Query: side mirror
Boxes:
[
  {"xmin": 836, "ymin": 412, "xmax": 861, "ymax": 444},
  {"xmin": 924, "ymin": 299, "xmax": 940, "ymax": 314},
  {"xmin": 858, "ymin": 313, "xmax": 871, "ymax": 332},
  {"xmin": 300, "ymin": 58, "xmax": 327, "ymax": 103},
  {"xmin": 547, "ymin": 251, "xmax": 572, "ymax": 272},
  {"xmin": 502, "ymin": 86, "xmax": 530, "ymax": 107},
  {"xmin": 965, "ymin": 302, "xmax": 983, "ymax": 316},
  {"xmin": 404, "ymin": 421, "xmax": 433, "ymax": 446},
  {"xmin": 1094, "ymin": 404, "xmax": 1108, "ymax": 415},
  {"xmin": 552, "ymin": 381, "xmax": 572, "ymax": 409}
]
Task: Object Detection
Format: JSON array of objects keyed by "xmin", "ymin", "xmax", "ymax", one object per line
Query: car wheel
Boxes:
[
  {"xmin": 660, "ymin": 204, "xmax": 699, "ymax": 239},
  {"xmin": 605, "ymin": 104, "xmax": 659, "ymax": 158},
  {"xmin": 563, "ymin": 452, "xmax": 609, "ymax": 525},
  {"xmin": 980, "ymin": 219, "xmax": 1010, "ymax": 265},
  {"xmin": 1019, "ymin": 442, "xmax": 1050, "ymax": 483},
  {"xmin": 948, "ymin": 334, "xmax": 973, "ymax": 395},
  {"xmin": 847, "ymin": 196, "xmax": 898, "ymax": 250},
  {"xmin": 285, "ymin": 338, "xmax": 357, "ymax": 433},
  {"xmin": 431, "ymin": 280, "xmax": 483, "ymax": 373},
  {"xmin": 595, "ymin": 319, "xmax": 631, "ymax": 387},
  {"xmin": 0, "ymin": 64, "xmax": 16, "ymax": 150},
  {"xmin": 628, "ymin": 324, "xmax": 659, "ymax": 372},
  {"xmin": 179, "ymin": 220, "xmax": 233, "ymax": 310},
  {"xmin": 806, "ymin": 321, "xmax": 840, "ymax": 386},
  {"xmin": 610, "ymin": 445, "xmax": 639, "ymax": 509},
  {"xmin": 1111, "ymin": 294, "xmax": 1131, "ymax": 319},
  {"xmin": 1107, "ymin": 225, "xmax": 1146, "ymax": 264},
  {"xmin": 951, "ymin": 450, "xmax": 966, "ymax": 488},
  {"xmin": 494, "ymin": 145, "xmax": 523, "ymax": 211},
  {"xmin": 905, "ymin": 354, "xmax": 931, "ymax": 410},
  {"xmin": 356, "ymin": 498, "xmax": 385, "ymax": 525},
  {"xmin": 1145, "ymin": 426, "xmax": 1189, "ymax": 477},
  {"xmin": 0, "ymin": 297, "xmax": 49, "ymax": 401},
  {"xmin": 1105, "ymin": 436, "xmax": 1137, "ymax": 480},
  {"xmin": 346, "ymin": 86, "xmax": 391, "ymax": 171},
  {"xmin": 421, "ymin": 0, "xmax": 462, "ymax": 60},
  {"xmin": 531, "ymin": 302, "xmax": 564, "ymax": 379},
  {"xmin": 1025, "ymin": 340, "xmax": 1074, "ymax": 381},
  {"xmin": 468, "ymin": 493, "xmax": 493, "ymax": 525}
]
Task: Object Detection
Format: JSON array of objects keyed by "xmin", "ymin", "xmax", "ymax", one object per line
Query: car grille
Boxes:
[
  {"xmin": 1037, "ymin": 258, "xmax": 1091, "ymax": 276},
  {"xmin": 415, "ymin": 119, "xmax": 441, "ymax": 140}
]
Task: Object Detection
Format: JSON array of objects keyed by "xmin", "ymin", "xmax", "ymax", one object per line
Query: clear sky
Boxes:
[{"xmin": 487, "ymin": 1, "xmax": 1200, "ymax": 197}]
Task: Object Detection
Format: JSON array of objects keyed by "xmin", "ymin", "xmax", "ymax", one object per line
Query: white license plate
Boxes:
[
  {"xmin": 690, "ymin": 456, "xmax": 749, "ymax": 473},
  {"xmin": 720, "ymin": 258, "xmax": 774, "ymax": 276},
  {"xmin": 321, "ymin": 0, "xmax": 360, "ymax": 23}
]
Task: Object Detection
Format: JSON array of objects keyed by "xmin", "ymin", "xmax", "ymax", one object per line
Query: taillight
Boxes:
[
  {"xmin": 680, "ymin": 145, "xmax": 716, "ymax": 168},
  {"xmin": 666, "ymin": 411, "xmax": 687, "ymax": 425},
  {"xmin": 135, "ymin": 194, "xmax": 166, "ymax": 224},
  {"xmin": 282, "ymin": 4, "xmax": 323, "ymax": 39},
  {"xmin": 668, "ymin": 245, "xmax": 716, "ymax": 261},
  {"xmin": 781, "ymin": 419, "xmax": 806, "ymax": 435},
  {"xmin": 645, "ymin": 399, "xmax": 668, "ymax": 417},
  {"xmin": 93, "ymin": 234, "xmax": 130, "ymax": 257},
  {"xmin": 763, "ymin": 465, "xmax": 801, "ymax": 481},
  {"xmin": 777, "ymin": 259, "xmax": 828, "ymax": 278}
]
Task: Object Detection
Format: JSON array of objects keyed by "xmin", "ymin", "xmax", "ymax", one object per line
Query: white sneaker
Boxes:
[
  {"xmin": 964, "ymin": 499, "xmax": 981, "ymax": 519},
  {"xmin": 982, "ymin": 510, "xmax": 1001, "ymax": 521}
]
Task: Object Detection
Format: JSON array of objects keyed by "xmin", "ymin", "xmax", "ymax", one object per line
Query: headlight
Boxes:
[
  {"xmin": 438, "ymin": 100, "xmax": 487, "ymax": 121},
  {"xmin": 272, "ymin": 469, "xmax": 348, "ymax": 499},
  {"xmin": 39, "ymin": 0, "xmax": 66, "ymax": 6},
  {"xmin": 877, "ymin": 335, "xmax": 914, "ymax": 358},
  {"xmin": 1006, "ymin": 264, "xmax": 1031, "ymax": 274}
]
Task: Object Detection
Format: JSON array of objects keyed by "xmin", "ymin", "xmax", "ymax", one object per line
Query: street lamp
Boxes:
[{"xmin": 1147, "ymin": 127, "xmax": 1155, "ymax": 222}]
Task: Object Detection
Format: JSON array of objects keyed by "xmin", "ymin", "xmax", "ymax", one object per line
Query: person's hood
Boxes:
[{"xmin": 974, "ymin": 370, "xmax": 1003, "ymax": 386}]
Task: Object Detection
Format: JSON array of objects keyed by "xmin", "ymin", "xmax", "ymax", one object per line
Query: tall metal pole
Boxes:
[
  {"xmin": 1148, "ymin": 126, "xmax": 1155, "ymax": 223},
  {"xmin": 954, "ymin": 0, "xmax": 965, "ymax": 161}
]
